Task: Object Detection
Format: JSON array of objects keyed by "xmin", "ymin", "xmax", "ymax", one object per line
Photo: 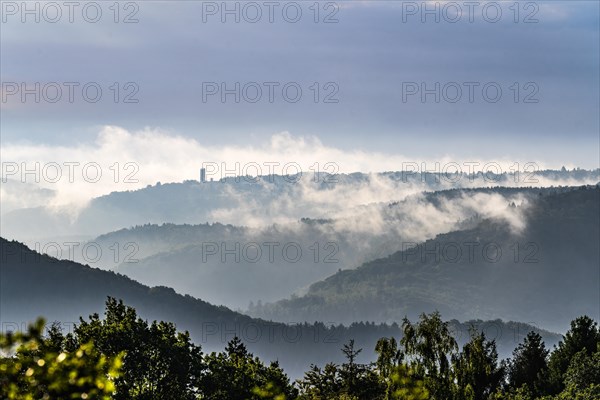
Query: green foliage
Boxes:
[
  {"xmin": 297, "ymin": 340, "xmax": 386, "ymax": 400},
  {"xmin": 507, "ymin": 332, "xmax": 550, "ymax": 398},
  {"xmin": 547, "ymin": 316, "xmax": 600, "ymax": 394},
  {"xmin": 201, "ymin": 336, "xmax": 297, "ymax": 400},
  {"xmin": 490, "ymin": 386, "xmax": 534, "ymax": 400},
  {"xmin": 452, "ymin": 330, "xmax": 504, "ymax": 400},
  {"xmin": 297, "ymin": 363, "xmax": 342, "ymax": 398},
  {"xmin": 563, "ymin": 345, "xmax": 600, "ymax": 391},
  {"xmin": 74, "ymin": 297, "xmax": 205, "ymax": 400},
  {"xmin": 401, "ymin": 312, "xmax": 458, "ymax": 399},
  {"xmin": 2, "ymin": 303, "xmax": 598, "ymax": 400},
  {"xmin": 0, "ymin": 318, "xmax": 122, "ymax": 400},
  {"xmin": 297, "ymin": 313, "xmax": 600, "ymax": 400},
  {"xmin": 338, "ymin": 340, "xmax": 385, "ymax": 399},
  {"xmin": 375, "ymin": 337, "xmax": 403, "ymax": 379},
  {"xmin": 389, "ymin": 364, "xmax": 429, "ymax": 400},
  {"xmin": 375, "ymin": 337, "xmax": 406, "ymax": 398},
  {"xmin": 550, "ymin": 383, "xmax": 600, "ymax": 400},
  {"xmin": 0, "ymin": 298, "xmax": 296, "ymax": 400}
]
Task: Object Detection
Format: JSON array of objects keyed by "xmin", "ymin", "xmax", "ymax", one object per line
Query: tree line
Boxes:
[{"xmin": 1, "ymin": 298, "xmax": 598, "ymax": 399}]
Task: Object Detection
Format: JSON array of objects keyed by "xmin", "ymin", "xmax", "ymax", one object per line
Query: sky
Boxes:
[{"xmin": 1, "ymin": 0, "xmax": 599, "ymax": 180}]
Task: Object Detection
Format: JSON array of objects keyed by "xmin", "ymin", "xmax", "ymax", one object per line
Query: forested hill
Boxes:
[
  {"xmin": 1, "ymin": 237, "xmax": 562, "ymax": 378},
  {"xmin": 75, "ymin": 185, "xmax": 589, "ymax": 310},
  {"xmin": 250, "ymin": 186, "xmax": 600, "ymax": 332},
  {"xmin": 3, "ymin": 169, "xmax": 598, "ymax": 241}
]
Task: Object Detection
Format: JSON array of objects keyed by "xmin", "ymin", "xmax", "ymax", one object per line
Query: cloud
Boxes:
[{"xmin": 1, "ymin": 126, "xmax": 597, "ymax": 217}]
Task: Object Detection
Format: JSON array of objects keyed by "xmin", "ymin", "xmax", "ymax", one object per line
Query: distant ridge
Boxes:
[
  {"xmin": 1, "ymin": 237, "xmax": 563, "ymax": 378},
  {"xmin": 250, "ymin": 186, "xmax": 600, "ymax": 332}
]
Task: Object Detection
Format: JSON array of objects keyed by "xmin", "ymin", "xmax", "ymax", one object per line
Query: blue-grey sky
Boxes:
[{"xmin": 1, "ymin": 0, "xmax": 599, "ymax": 167}]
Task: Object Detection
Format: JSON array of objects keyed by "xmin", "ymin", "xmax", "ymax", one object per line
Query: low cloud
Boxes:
[{"xmin": 1, "ymin": 126, "xmax": 596, "ymax": 220}]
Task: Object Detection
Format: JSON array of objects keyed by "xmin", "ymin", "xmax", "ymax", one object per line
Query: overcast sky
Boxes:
[{"xmin": 1, "ymin": 0, "xmax": 599, "ymax": 171}]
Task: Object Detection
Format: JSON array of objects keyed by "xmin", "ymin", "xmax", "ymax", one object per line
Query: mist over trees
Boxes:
[
  {"xmin": 0, "ymin": 236, "xmax": 564, "ymax": 379},
  {"xmin": 3, "ymin": 0, "xmax": 598, "ymax": 394},
  {"xmin": 3, "ymin": 169, "xmax": 598, "ymax": 242},
  {"xmin": 1, "ymin": 184, "xmax": 598, "ymax": 397},
  {"xmin": 250, "ymin": 187, "xmax": 600, "ymax": 332}
]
